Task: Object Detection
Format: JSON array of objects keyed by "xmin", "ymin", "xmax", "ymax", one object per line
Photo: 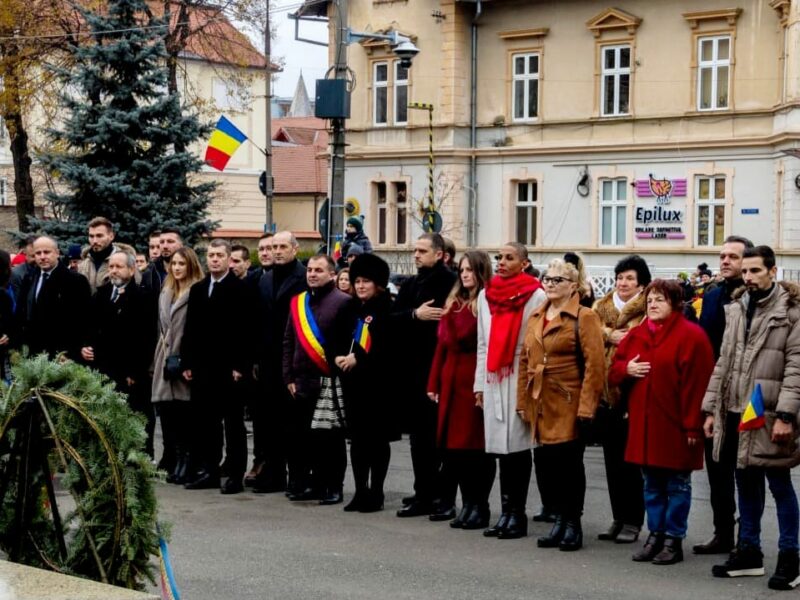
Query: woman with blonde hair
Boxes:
[
  {"xmin": 517, "ymin": 257, "xmax": 606, "ymax": 551},
  {"xmin": 152, "ymin": 247, "xmax": 204, "ymax": 484},
  {"xmin": 428, "ymin": 251, "xmax": 495, "ymax": 529},
  {"xmin": 564, "ymin": 252, "xmax": 595, "ymax": 308}
]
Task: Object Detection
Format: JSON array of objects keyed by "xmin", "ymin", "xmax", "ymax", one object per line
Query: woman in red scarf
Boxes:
[
  {"xmin": 475, "ymin": 242, "xmax": 546, "ymax": 539},
  {"xmin": 427, "ymin": 251, "xmax": 494, "ymax": 530}
]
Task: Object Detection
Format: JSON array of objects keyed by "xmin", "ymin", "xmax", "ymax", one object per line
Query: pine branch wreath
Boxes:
[{"xmin": 0, "ymin": 355, "xmax": 161, "ymax": 590}]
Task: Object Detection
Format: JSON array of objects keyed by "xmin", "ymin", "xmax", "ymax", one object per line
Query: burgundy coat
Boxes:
[
  {"xmin": 427, "ymin": 304, "xmax": 485, "ymax": 450},
  {"xmin": 609, "ymin": 312, "xmax": 714, "ymax": 471}
]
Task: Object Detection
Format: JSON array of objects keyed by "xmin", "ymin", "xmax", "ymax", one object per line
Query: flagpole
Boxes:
[{"xmin": 264, "ymin": 0, "xmax": 274, "ymax": 233}]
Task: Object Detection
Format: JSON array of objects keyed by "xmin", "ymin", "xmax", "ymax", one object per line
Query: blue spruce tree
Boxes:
[{"xmin": 34, "ymin": 0, "xmax": 217, "ymax": 250}]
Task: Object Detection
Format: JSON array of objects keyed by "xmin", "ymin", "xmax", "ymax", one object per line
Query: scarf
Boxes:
[{"xmin": 485, "ymin": 272, "xmax": 541, "ymax": 382}]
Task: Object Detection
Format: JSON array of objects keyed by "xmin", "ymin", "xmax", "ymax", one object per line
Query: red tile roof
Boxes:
[
  {"xmin": 273, "ymin": 145, "xmax": 328, "ymax": 195},
  {"xmin": 271, "ymin": 117, "xmax": 329, "ymax": 148}
]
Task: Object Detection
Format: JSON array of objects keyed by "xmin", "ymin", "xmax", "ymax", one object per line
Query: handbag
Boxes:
[{"xmin": 163, "ymin": 354, "xmax": 182, "ymax": 381}]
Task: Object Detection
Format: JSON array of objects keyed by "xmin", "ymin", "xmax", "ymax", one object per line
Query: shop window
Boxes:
[
  {"xmin": 697, "ymin": 36, "xmax": 731, "ymax": 111},
  {"xmin": 696, "ymin": 176, "xmax": 726, "ymax": 247},
  {"xmin": 515, "ymin": 181, "xmax": 539, "ymax": 245},
  {"xmin": 511, "ymin": 53, "xmax": 539, "ymax": 122},
  {"xmin": 600, "ymin": 178, "xmax": 627, "ymax": 246},
  {"xmin": 601, "ymin": 45, "xmax": 631, "ymax": 116}
]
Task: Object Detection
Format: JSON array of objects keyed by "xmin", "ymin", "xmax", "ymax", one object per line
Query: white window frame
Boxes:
[
  {"xmin": 697, "ymin": 35, "xmax": 731, "ymax": 111},
  {"xmin": 599, "ymin": 178, "xmax": 628, "ymax": 247},
  {"xmin": 373, "ymin": 62, "xmax": 389, "ymax": 126},
  {"xmin": 394, "ymin": 63, "xmax": 408, "ymax": 125},
  {"xmin": 0, "ymin": 178, "xmax": 7, "ymax": 206},
  {"xmin": 695, "ymin": 176, "xmax": 727, "ymax": 247},
  {"xmin": 600, "ymin": 45, "xmax": 631, "ymax": 117},
  {"xmin": 515, "ymin": 181, "xmax": 539, "ymax": 246},
  {"xmin": 511, "ymin": 52, "xmax": 540, "ymax": 123}
]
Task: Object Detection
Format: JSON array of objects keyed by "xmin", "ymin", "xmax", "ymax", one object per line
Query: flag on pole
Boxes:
[
  {"xmin": 739, "ymin": 383, "xmax": 766, "ymax": 432},
  {"xmin": 205, "ymin": 116, "xmax": 248, "ymax": 171},
  {"xmin": 158, "ymin": 528, "xmax": 180, "ymax": 600},
  {"xmin": 333, "ymin": 241, "xmax": 342, "ymax": 261}
]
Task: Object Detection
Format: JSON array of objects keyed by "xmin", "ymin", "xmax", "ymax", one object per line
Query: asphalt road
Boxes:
[{"xmin": 150, "ymin": 435, "xmax": 789, "ymax": 600}]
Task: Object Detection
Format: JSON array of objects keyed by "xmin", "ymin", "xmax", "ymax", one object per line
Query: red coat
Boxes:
[
  {"xmin": 609, "ymin": 312, "xmax": 714, "ymax": 471},
  {"xmin": 427, "ymin": 304, "xmax": 485, "ymax": 450}
]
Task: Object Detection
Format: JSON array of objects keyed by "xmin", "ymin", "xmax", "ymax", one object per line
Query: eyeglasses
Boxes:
[{"xmin": 542, "ymin": 276, "xmax": 574, "ymax": 285}]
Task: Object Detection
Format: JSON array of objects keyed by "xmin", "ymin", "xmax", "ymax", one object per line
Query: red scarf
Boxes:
[{"xmin": 485, "ymin": 272, "xmax": 541, "ymax": 382}]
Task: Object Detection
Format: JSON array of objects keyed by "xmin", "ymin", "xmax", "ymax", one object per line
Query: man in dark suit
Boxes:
[
  {"xmin": 141, "ymin": 228, "xmax": 183, "ymax": 295},
  {"xmin": 181, "ymin": 239, "xmax": 253, "ymax": 494},
  {"xmin": 251, "ymin": 231, "xmax": 307, "ymax": 494},
  {"xmin": 18, "ymin": 236, "xmax": 91, "ymax": 361},
  {"xmin": 80, "ymin": 251, "xmax": 157, "ymax": 455}
]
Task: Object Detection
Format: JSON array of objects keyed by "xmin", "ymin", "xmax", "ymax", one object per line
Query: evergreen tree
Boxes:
[{"xmin": 32, "ymin": 0, "xmax": 218, "ymax": 250}]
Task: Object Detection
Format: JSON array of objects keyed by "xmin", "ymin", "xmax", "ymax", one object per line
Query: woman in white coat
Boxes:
[{"xmin": 475, "ymin": 242, "xmax": 546, "ymax": 539}]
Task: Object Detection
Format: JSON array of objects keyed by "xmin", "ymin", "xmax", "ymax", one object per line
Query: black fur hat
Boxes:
[{"xmin": 349, "ymin": 253, "xmax": 390, "ymax": 289}]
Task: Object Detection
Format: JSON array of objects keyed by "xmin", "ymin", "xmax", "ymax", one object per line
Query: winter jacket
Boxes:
[
  {"xmin": 592, "ymin": 291, "xmax": 646, "ymax": 408},
  {"xmin": 151, "ymin": 286, "xmax": 191, "ymax": 402},
  {"xmin": 427, "ymin": 302, "xmax": 484, "ymax": 450},
  {"xmin": 702, "ymin": 282, "xmax": 800, "ymax": 469},
  {"xmin": 699, "ymin": 278, "xmax": 743, "ymax": 359},
  {"xmin": 517, "ymin": 292, "xmax": 605, "ymax": 444},
  {"xmin": 610, "ymin": 313, "xmax": 714, "ymax": 471}
]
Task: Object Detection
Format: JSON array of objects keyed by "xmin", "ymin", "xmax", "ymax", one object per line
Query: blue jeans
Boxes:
[
  {"xmin": 642, "ymin": 467, "xmax": 692, "ymax": 538},
  {"xmin": 736, "ymin": 466, "xmax": 799, "ymax": 552}
]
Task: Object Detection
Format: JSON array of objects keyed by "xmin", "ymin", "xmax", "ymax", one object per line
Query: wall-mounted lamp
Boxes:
[{"xmin": 577, "ymin": 167, "xmax": 590, "ymax": 197}]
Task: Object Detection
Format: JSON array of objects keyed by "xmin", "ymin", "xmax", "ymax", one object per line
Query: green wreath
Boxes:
[{"xmin": 0, "ymin": 354, "xmax": 161, "ymax": 590}]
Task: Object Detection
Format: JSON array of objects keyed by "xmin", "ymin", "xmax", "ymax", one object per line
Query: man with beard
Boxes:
[
  {"xmin": 141, "ymin": 228, "xmax": 183, "ymax": 294},
  {"xmin": 251, "ymin": 231, "xmax": 308, "ymax": 494},
  {"xmin": 77, "ymin": 217, "xmax": 140, "ymax": 294},
  {"xmin": 393, "ymin": 233, "xmax": 457, "ymax": 518},
  {"xmin": 81, "ymin": 251, "xmax": 156, "ymax": 455}
]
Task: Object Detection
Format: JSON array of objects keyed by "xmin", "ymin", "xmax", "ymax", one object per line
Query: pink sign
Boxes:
[{"xmin": 635, "ymin": 175, "xmax": 687, "ymax": 203}]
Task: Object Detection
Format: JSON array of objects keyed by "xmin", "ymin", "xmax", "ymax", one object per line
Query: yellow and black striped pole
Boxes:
[{"xmin": 408, "ymin": 102, "xmax": 435, "ymax": 230}]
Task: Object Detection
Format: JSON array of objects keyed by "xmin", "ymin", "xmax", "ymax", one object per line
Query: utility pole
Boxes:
[
  {"xmin": 327, "ymin": 0, "xmax": 348, "ymax": 254},
  {"xmin": 264, "ymin": 0, "xmax": 274, "ymax": 232}
]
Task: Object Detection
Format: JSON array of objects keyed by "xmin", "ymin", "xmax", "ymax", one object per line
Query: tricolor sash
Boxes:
[
  {"xmin": 354, "ymin": 317, "xmax": 372, "ymax": 353},
  {"xmin": 290, "ymin": 292, "xmax": 330, "ymax": 375}
]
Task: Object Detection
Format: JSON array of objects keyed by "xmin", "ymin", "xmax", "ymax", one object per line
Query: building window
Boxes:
[
  {"xmin": 515, "ymin": 181, "xmax": 539, "ymax": 245},
  {"xmin": 697, "ymin": 36, "xmax": 730, "ymax": 111},
  {"xmin": 375, "ymin": 182, "xmax": 387, "ymax": 244},
  {"xmin": 373, "ymin": 62, "xmax": 388, "ymax": 125},
  {"xmin": 600, "ymin": 178, "xmax": 627, "ymax": 246},
  {"xmin": 394, "ymin": 63, "xmax": 408, "ymax": 125},
  {"xmin": 0, "ymin": 179, "xmax": 6, "ymax": 206},
  {"xmin": 696, "ymin": 176, "xmax": 726, "ymax": 247},
  {"xmin": 601, "ymin": 45, "xmax": 630, "ymax": 116},
  {"xmin": 394, "ymin": 182, "xmax": 407, "ymax": 245},
  {"xmin": 512, "ymin": 53, "xmax": 539, "ymax": 122}
]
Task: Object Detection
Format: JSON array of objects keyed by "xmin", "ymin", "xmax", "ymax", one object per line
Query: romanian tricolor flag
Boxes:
[
  {"xmin": 354, "ymin": 317, "xmax": 372, "ymax": 353},
  {"xmin": 158, "ymin": 530, "xmax": 180, "ymax": 600},
  {"xmin": 739, "ymin": 383, "xmax": 766, "ymax": 432},
  {"xmin": 205, "ymin": 116, "xmax": 248, "ymax": 171},
  {"xmin": 332, "ymin": 241, "xmax": 342, "ymax": 261}
]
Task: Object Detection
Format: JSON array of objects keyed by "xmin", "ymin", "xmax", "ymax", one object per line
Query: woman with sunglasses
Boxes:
[{"xmin": 517, "ymin": 258, "xmax": 605, "ymax": 551}]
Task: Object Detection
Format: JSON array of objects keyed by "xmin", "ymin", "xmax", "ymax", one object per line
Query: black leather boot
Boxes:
[
  {"xmin": 450, "ymin": 504, "xmax": 472, "ymax": 529},
  {"xmin": 462, "ymin": 505, "xmax": 491, "ymax": 530},
  {"xmin": 537, "ymin": 516, "xmax": 566, "ymax": 548},
  {"xmin": 633, "ymin": 533, "xmax": 665, "ymax": 562},
  {"xmin": 497, "ymin": 511, "xmax": 528, "ymax": 539},
  {"xmin": 559, "ymin": 519, "xmax": 583, "ymax": 551},
  {"xmin": 483, "ymin": 494, "xmax": 510, "ymax": 537}
]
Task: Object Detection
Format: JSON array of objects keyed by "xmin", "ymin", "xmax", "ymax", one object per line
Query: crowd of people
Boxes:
[{"xmin": 2, "ymin": 218, "xmax": 800, "ymax": 591}]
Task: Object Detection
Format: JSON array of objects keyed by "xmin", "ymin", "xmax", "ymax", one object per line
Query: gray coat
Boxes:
[
  {"xmin": 702, "ymin": 281, "xmax": 800, "ymax": 468},
  {"xmin": 151, "ymin": 287, "xmax": 191, "ymax": 402},
  {"xmin": 474, "ymin": 287, "xmax": 546, "ymax": 454}
]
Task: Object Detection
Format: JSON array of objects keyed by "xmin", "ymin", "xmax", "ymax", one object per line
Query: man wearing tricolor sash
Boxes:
[
  {"xmin": 703, "ymin": 245, "xmax": 800, "ymax": 590},
  {"xmin": 283, "ymin": 254, "xmax": 353, "ymax": 505}
]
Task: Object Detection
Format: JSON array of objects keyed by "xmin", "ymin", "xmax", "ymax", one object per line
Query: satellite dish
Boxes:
[{"xmin": 345, "ymin": 198, "xmax": 361, "ymax": 217}]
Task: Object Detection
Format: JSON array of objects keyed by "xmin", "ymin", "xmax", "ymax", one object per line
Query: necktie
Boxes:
[
  {"xmin": 111, "ymin": 287, "xmax": 120, "ymax": 303},
  {"xmin": 36, "ymin": 272, "xmax": 49, "ymax": 301},
  {"xmin": 208, "ymin": 279, "xmax": 215, "ymax": 298}
]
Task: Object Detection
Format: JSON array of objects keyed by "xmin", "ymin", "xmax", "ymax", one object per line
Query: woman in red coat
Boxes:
[
  {"xmin": 609, "ymin": 279, "xmax": 714, "ymax": 566},
  {"xmin": 427, "ymin": 250, "xmax": 495, "ymax": 530}
]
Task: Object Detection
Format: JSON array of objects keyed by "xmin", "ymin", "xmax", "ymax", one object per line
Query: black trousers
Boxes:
[
  {"xmin": 259, "ymin": 380, "xmax": 292, "ymax": 488},
  {"xmin": 350, "ymin": 436, "xmax": 391, "ymax": 497},
  {"xmin": 703, "ymin": 411, "xmax": 740, "ymax": 539},
  {"xmin": 409, "ymin": 395, "xmax": 439, "ymax": 504},
  {"xmin": 190, "ymin": 377, "xmax": 247, "ymax": 480},
  {"xmin": 536, "ymin": 440, "xmax": 586, "ymax": 520},
  {"xmin": 600, "ymin": 407, "xmax": 644, "ymax": 527},
  {"xmin": 496, "ymin": 449, "xmax": 532, "ymax": 513},
  {"xmin": 444, "ymin": 449, "xmax": 496, "ymax": 508},
  {"xmin": 311, "ymin": 429, "xmax": 347, "ymax": 493},
  {"xmin": 287, "ymin": 393, "xmax": 317, "ymax": 491},
  {"xmin": 249, "ymin": 378, "xmax": 268, "ymax": 469},
  {"xmin": 118, "ymin": 378, "xmax": 155, "ymax": 459},
  {"xmin": 156, "ymin": 400, "xmax": 190, "ymax": 467}
]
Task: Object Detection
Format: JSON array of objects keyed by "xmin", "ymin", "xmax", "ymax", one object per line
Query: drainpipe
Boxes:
[{"xmin": 467, "ymin": 0, "xmax": 482, "ymax": 247}]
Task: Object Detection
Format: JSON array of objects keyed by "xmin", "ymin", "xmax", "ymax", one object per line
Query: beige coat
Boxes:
[
  {"xmin": 517, "ymin": 292, "xmax": 606, "ymax": 444},
  {"xmin": 77, "ymin": 243, "xmax": 141, "ymax": 294},
  {"xmin": 151, "ymin": 286, "xmax": 191, "ymax": 402},
  {"xmin": 702, "ymin": 282, "xmax": 800, "ymax": 468},
  {"xmin": 592, "ymin": 291, "xmax": 646, "ymax": 407}
]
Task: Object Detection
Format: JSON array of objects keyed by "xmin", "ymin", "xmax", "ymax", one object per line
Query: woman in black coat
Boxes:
[{"xmin": 335, "ymin": 254, "xmax": 399, "ymax": 512}]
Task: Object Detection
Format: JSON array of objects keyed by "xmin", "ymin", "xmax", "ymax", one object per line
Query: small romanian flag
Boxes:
[
  {"xmin": 354, "ymin": 317, "xmax": 372, "ymax": 353},
  {"xmin": 205, "ymin": 116, "xmax": 247, "ymax": 171},
  {"xmin": 739, "ymin": 383, "xmax": 766, "ymax": 432},
  {"xmin": 333, "ymin": 241, "xmax": 342, "ymax": 261}
]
